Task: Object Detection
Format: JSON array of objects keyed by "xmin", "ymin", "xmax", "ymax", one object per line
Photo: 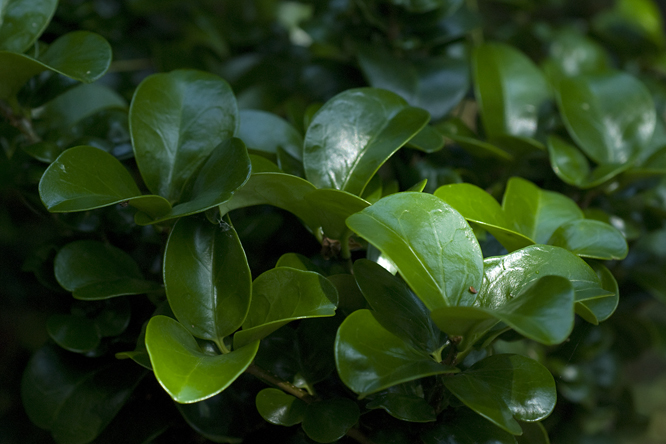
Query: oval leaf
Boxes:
[
  {"xmin": 255, "ymin": 388, "xmax": 307, "ymax": 426},
  {"xmin": 145, "ymin": 316, "xmax": 259, "ymax": 403},
  {"xmin": 238, "ymin": 109, "xmax": 303, "ymax": 161},
  {"xmin": 0, "ymin": 0, "xmax": 58, "ymax": 52},
  {"xmin": 302, "ymin": 398, "xmax": 360, "ymax": 443},
  {"xmin": 365, "ymin": 393, "xmax": 436, "ymax": 423},
  {"xmin": 346, "ymin": 192, "xmax": 483, "ymax": 309},
  {"xmin": 548, "ymin": 219, "xmax": 628, "ymax": 260},
  {"xmin": 47, "ymin": 314, "xmax": 100, "ymax": 353}
]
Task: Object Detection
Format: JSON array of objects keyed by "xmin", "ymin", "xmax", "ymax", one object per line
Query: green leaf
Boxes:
[
  {"xmin": 479, "ymin": 245, "xmax": 614, "ymax": 325},
  {"xmin": 584, "ymin": 261, "xmax": 620, "ymax": 323},
  {"xmin": 21, "ymin": 344, "xmax": 144, "ymax": 444},
  {"xmin": 406, "ymin": 125, "xmax": 445, "ymax": 153},
  {"xmin": 432, "ymin": 275, "xmax": 574, "ymax": 347},
  {"xmin": 301, "ymin": 398, "xmax": 360, "ymax": 443},
  {"xmin": 54, "ymin": 240, "xmax": 161, "ymax": 300},
  {"xmin": 365, "ymin": 393, "xmax": 436, "ymax": 422},
  {"xmin": 515, "ymin": 422, "xmax": 550, "ymax": 444},
  {"xmin": 47, "ymin": 314, "xmax": 100, "ymax": 353},
  {"xmin": 275, "ymin": 253, "xmax": 323, "ymax": 273},
  {"xmin": 255, "ymin": 388, "xmax": 307, "ymax": 426},
  {"xmin": 353, "ymin": 259, "xmax": 445, "ymax": 354},
  {"xmin": 547, "ymin": 135, "xmax": 631, "ymax": 188},
  {"xmin": 422, "ymin": 408, "xmax": 518, "ymax": 444},
  {"xmin": 304, "ymin": 88, "xmax": 429, "ymax": 196},
  {"xmin": 542, "ymin": 29, "xmax": 611, "ymax": 83},
  {"xmin": 145, "ymin": 315, "xmax": 259, "ymax": 403},
  {"xmin": 347, "ymin": 192, "xmax": 484, "ymax": 309},
  {"xmin": 388, "ymin": 0, "xmax": 463, "ymax": 14},
  {"xmin": 305, "ymin": 189, "xmax": 370, "ymax": 240},
  {"xmin": 134, "ymin": 138, "xmax": 252, "ymax": 225},
  {"xmin": 0, "ymin": 31, "xmax": 112, "ymax": 99},
  {"xmin": 335, "ymin": 309, "xmax": 456, "ymax": 398},
  {"xmin": 164, "ymin": 216, "xmax": 251, "ymax": 343},
  {"xmin": 238, "ymin": 109, "xmax": 303, "ymax": 161},
  {"xmin": 548, "ymin": 219, "xmax": 628, "ymax": 260},
  {"xmin": 233, "ymin": 267, "xmax": 337, "ymax": 348},
  {"xmin": 557, "ymin": 71, "xmax": 655, "ymax": 164},
  {"xmin": 0, "ymin": 0, "xmax": 58, "ymax": 52},
  {"xmin": 473, "ymin": 42, "xmax": 550, "ymax": 141},
  {"xmin": 39, "ymin": 146, "xmax": 172, "ymax": 218},
  {"xmin": 296, "ymin": 317, "xmax": 339, "ymax": 384},
  {"xmin": 437, "ymin": 118, "xmax": 514, "ymax": 161},
  {"xmin": 129, "ymin": 69, "xmax": 238, "ymax": 202},
  {"xmin": 443, "ymin": 354, "xmax": 556, "ymax": 435}
]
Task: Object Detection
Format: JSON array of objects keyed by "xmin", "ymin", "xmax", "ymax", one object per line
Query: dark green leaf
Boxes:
[
  {"xmin": 346, "ymin": 192, "xmax": 483, "ymax": 309},
  {"xmin": 145, "ymin": 315, "xmax": 259, "ymax": 403},
  {"xmin": 54, "ymin": 240, "xmax": 161, "ymax": 300},
  {"xmin": 255, "ymin": 388, "xmax": 307, "ymax": 426},
  {"xmin": 443, "ymin": 354, "xmax": 556, "ymax": 435},
  {"xmin": 365, "ymin": 393, "xmax": 436, "ymax": 422},
  {"xmin": 473, "ymin": 42, "xmax": 550, "ymax": 141},
  {"xmin": 548, "ymin": 219, "xmax": 628, "ymax": 260},
  {"xmin": 276, "ymin": 253, "xmax": 323, "ymax": 273},
  {"xmin": 437, "ymin": 118, "xmax": 513, "ymax": 161},
  {"xmin": 233, "ymin": 267, "xmax": 337, "ymax": 348},
  {"xmin": 0, "ymin": 0, "xmax": 58, "ymax": 52},
  {"xmin": 47, "ymin": 314, "xmax": 100, "ymax": 353},
  {"xmin": 238, "ymin": 109, "xmax": 303, "ymax": 161},
  {"xmin": 557, "ymin": 72, "xmax": 655, "ymax": 164},
  {"xmin": 304, "ymin": 88, "xmax": 429, "ymax": 196},
  {"xmin": 388, "ymin": 0, "xmax": 464, "ymax": 14},
  {"xmin": 305, "ymin": 189, "xmax": 370, "ymax": 240},
  {"xmin": 129, "ymin": 69, "xmax": 238, "ymax": 202},
  {"xmin": 406, "ymin": 125, "xmax": 445, "ymax": 153},
  {"xmin": 421, "ymin": 408, "xmax": 518, "ymax": 444},
  {"xmin": 39, "ymin": 146, "xmax": 172, "ymax": 218},
  {"xmin": 164, "ymin": 216, "xmax": 251, "ymax": 343},
  {"xmin": 296, "ymin": 316, "xmax": 339, "ymax": 384},
  {"xmin": 353, "ymin": 259, "xmax": 445, "ymax": 354},
  {"xmin": 335, "ymin": 309, "xmax": 457, "ymax": 398},
  {"xmin": 515, "ymin": 421, "xmax": 550, "ymax": 444},
  {"xmin": 301, "ymin": 398, "xmax": 360, "ymax": 443}
]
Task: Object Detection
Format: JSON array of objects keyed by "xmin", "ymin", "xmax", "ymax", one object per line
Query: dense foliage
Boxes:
[{"xmin": 3, "ymin": 0, "xmax": 666, "ymax": 443}]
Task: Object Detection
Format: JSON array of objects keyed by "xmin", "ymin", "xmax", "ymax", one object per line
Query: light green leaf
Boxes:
[
  {"xmin": 233, "ymin": 267, "xmax": 337, "ymax": 348},
  {"xmin": 0, "ymin": 31, "xmax": 112, "ymax": 99},
  {"xmin": 473, "ymin": 42, "xmax": 550, "ymax": 141},
  {"xmin": 346, "ymin": 192, "xmax": 483, "ymax": 309},
  {"xmin": 443, "ymin": 354, "xmax": 556, "ymax": 435},
  {"xmin": 548, "ymin": 219, "xmax": 628, "ymax": 260},
  {"xmin": 129, "ymin": 69, "xmax": 238, "ymax": 202},
  {"xmin": 302, "ymin": 398, "xmax": 360, "ymax": 443},
  {"xmin": 54, "ymin": 240, "xmax": 161, "ymax": 300},
  {"xmin": 145, "ymin": 316, "xmax": 259, "ymax": 403},
  {"xmin": 39, "ymin": 146, "xmax": 172, "ymax": 218},
  {"xmin": 304, "ymin": 88, "xmax": 429, "ymax": 196},
  {"xmin": 255, "ymin": 388, "xmax": 306, "ymax": 426},
  {"xmin": 557, "ymin": 71, "xmax": 655, "ymax": 164},
  {"xmin": 0, "ymin": 0, "xmax": 58, "ymax": 52},
  {"xmin": 335, "ymin": 309, "xmax": 457, "ymax": 398},
  {"xmin": 164, "ymin": 216, "xmax": 251, "ymax": 343}
]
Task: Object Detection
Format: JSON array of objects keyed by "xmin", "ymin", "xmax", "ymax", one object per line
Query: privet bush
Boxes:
[{"xmin": 3, "ymin": 0, "xmax": 666, "ymax": 443}]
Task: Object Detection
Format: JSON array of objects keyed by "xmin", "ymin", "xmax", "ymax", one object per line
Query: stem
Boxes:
[{"xmin": 215, "ymin": 338, "xmax": 231, "ymax": 354}]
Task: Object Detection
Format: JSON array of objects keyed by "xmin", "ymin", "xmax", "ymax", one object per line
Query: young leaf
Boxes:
[
  {"xmin": 346, "ymin": 192, "xmax": 483, "ymax": 309},
  {"xmin": 255, "ymin": 388, "xmax": 307, "ymax": 426},
  {"xmin": 304, "ymin": 88, "xmax": 429, "ymax": 196},
  {"xmin": 335, "ymin": 309, "xmax": 457, "ymax": 398},
  {"xmin": 145, "ymin": 316, "xmax": 259, "ymax": 403},
  {"xmin": 301, "ymin": 398, "xmax": 360, "ymax": 443},
  {"xmin": 129, "ymin": 69, "xmax": 238, "ymax": 202},
  {"xmin": 443, "ymin": 354, "xmax": 556, "ymax": 435},
  {"xmin": 164, "ymin": 216, "xmax": 251, "ymax": 343},
  {"xmin": 54, "ymin": 240, "xmax": 161, "ymax": 300},
  {"xmin": 233, "ymin": 268, "xmax": 338, "ymax": 348},
  {"xmin": 0, "ymin": 0, "xmax": 58, "ymax": 53}
]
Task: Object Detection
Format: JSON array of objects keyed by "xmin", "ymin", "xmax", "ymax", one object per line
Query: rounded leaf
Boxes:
[
  {"xmin": 0, "ymin": 0, "xmax": 58, "ymax": 52},
  {"xmin": 255, "ymin": 388, "xmax": 307, "ymax": 426},
  {"xmin": 301, "ymin": 398, "xmax": 360, "ymax": 443},
  {"xmin": 548, "ymin": 219, "xmax": 628, "ymax": 260},
  {"xmin": 47, "ymin": 314, "xmax": 100, "ymax": 353}
]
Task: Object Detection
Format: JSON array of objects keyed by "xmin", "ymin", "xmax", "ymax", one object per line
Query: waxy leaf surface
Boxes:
[
  {"xmin": 129, "ymin": 69, "xmax": 238, "ymax": 202},
  {"xmin": 145, "ymin": 316, "xmax": 259, "ymax": 403},
  {"xmin": 0, "ymin": 0, "xmax": 57, "ymax": 52},
  {"xmin": 443, "ymin": 354, "xmax": 556, "ymax": 435},
  {"xmin": 164, "ymin": 216, "xmax": 251, "ymax": 343},
  {"xmin": 304, "ymin": 88, "xmax": 429, "ymax": 196},
  {"xmin": 255, "ymin": 388, "xmax": 306, "ymax": 426},
  {"xmin": 234, "ymin": 267, "xmax": 337, "ymax": 348},
  {"xmin": 549, "ymin": 219, "xmax": 628, "ymax": 260}
]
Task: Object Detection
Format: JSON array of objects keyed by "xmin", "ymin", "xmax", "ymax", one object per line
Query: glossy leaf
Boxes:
[
  {"xmin": 353, "ymin": 259, "xmax": 445, "ymax": 354},
  {"xmin": 304, "ymin": 88, "xmax": 429, "ymax": 196},
  {"xmin": 0, "ymin": 31, "xmax": 112, "ymax": 99},
  {"xmin": 47, "ymin": 314, "xmax": 100, "ymax": 353},
  {"xmin": 134, "ymin": 138, "xmax": 252, "ymax": 225},
  {"xmin": 39, "ymin": 146, "xmax": 172, "ymax": 218},
  {"xmin": 548, "ymin": 219, "xmax": 628, "ymax": 260},
  {"xmin": 145, "ymin": 315, "xmax": 259, "ymax": 403},
  {"xmin": 516, "ymin": 421, "xmax": 550, "ymax": 444},
  {"xmin": 473, "ymin": 42, "xmax": 550, "ymax": 141},
  {"xmin": 22, "ymin": 344, "xmax": 144, "ymax": 444},
  {"xmin": 479, "ymin": 245, "xmax": 614, "ymax": 324},
  {"xmin": 275, "ymin": 253, "xmax": 323, "ymax": 273},
  {"xmin": 305, "ymin": 189, "xmax": 370, "ymax": 240},
  {"xmin": 437, "ymin": 118, "xmax": 513, "ymax": 161},
  {"xmin": 443, "ymin": 354, "xmax": 556, "ymax": 435},
  {"xmin": 346, "ymin": 192, "xmax": 483, "ymax": 309},
  {"xmin": 365, "ymin": 393, "xmax": 436, "ymax": 422},
  {"xmin": 406, "ymin": 125, "xmax": 445, "ymax": 153},
  {"xmin": 0, "ymin": 0, "xmax": 58, "ymax": 52},
  {"xmin": 164, "ymin": 216, "xmax": 251, "ymax": 343},
  {"xmin": 255, "ymin": 388, "xmax": 307, "ymax": 426},
  {"xmin": 301, "ymin": 398, "xmax": 360, "ymax": 443},
  {"xmin": 547, "ymin": 135, "xmax": 631, "ymax": 188},
  {"xmin": 54, "ymin": 240, "xmax": 161, "ymax": 300},
  {"xmin": 238, "ymin": 109, "xmax": 303, "ymax": 161},
  {"xmin": 542, "ymin": 29, "xmax": 611, "ymax": 83},
  {"xmin": 129, "ymin": 69, "xmax": 238, "ymax": 202},
  {"xmin": 233, "ymin": 267, "xmax": 337, "ymax": 348},
  {"xmin": 421, "ymin": 408, "xmax": 518, "ymax": 444},
  {"xmin": 557, "ymin": 72, "xmax": 655, "ymax": 164},
  {"xmin": 335, "ymin": 309, "xmax": 457, "ymax": 398}
]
